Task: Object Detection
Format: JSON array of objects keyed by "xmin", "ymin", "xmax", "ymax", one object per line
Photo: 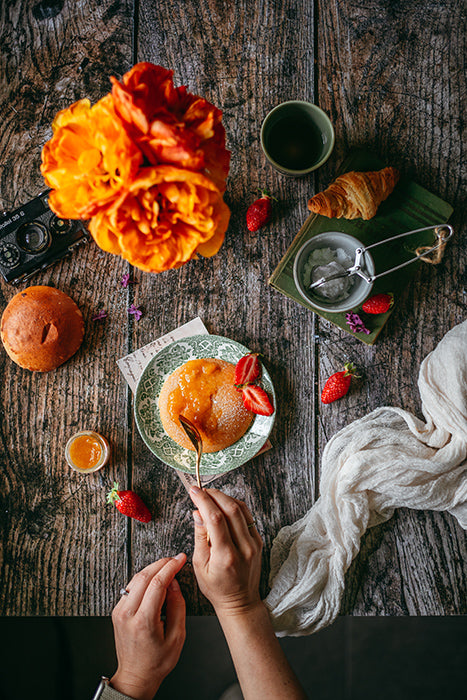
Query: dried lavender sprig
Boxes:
[{"xmin": 345, "ymin": 312, "xmax": 370, "ymax": 335}]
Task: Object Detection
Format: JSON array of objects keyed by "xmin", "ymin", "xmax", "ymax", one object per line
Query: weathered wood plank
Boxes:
[
  {"xmin": 0, "ymin": 0, "xmax": 464, "ymax": 618},
  {"xmin": 0, "ymin": 0, "xmax": 133, "ymax": 615},
  {"xmin": 317, "ymin": 0, "xmax": 467, "ymax": 615},
  {"xmin": 134, "ymin": 0, "xmax": 318, "ymax": 613}
]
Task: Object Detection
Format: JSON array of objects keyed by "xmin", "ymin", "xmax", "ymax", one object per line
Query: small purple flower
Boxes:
[
  {"xmin": 92, "ymin": 310, "xmax": 108, "ymax": 322},
  {"xmin": 128, "ymin": 303, "xmax": 143, "ymax": 321},
  {"xmin": 345, "ymin": 312, "xmax": 370, "ymax": 335},
  {"xmin": 120, "ymin": 273, "xmax": 135, "ymax": 288}
]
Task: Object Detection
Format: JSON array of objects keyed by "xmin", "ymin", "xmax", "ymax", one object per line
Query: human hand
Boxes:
[
  {"xmin": 190, "ymin": 490, "xmax": 306, "ymax": 700},
  {"xmin": 110, "ymin": 555, "xmax": 186, "ymax": 700},
  {"xmin": 190, "ymin": 487, "xmax": 263, "ymax": 617}
]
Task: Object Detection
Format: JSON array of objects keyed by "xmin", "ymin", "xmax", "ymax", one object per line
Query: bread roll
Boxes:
[{"xmin": 1, "ymin": 286, "xmax": 84, "ymax": 371}]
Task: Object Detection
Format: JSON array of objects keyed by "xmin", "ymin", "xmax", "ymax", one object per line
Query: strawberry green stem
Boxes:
[
  {"xmin": 106, "ymin": 481, "xmax": 120, "ymax": 505},
  {"xmin": 256, "ymin": 189, "xmax": 277, "ymax": 202},
  {"xmin": 343, "ymin": 362, "xmax": 361, "ymax": 378}
]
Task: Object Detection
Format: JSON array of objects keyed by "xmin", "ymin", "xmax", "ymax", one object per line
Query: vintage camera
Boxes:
[{"xmin": 0, "ymin": 191, "xmax": 89, "ymax": 284}]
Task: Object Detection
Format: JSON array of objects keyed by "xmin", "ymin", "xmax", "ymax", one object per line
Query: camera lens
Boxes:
[
  {"xmin": 16, "ymin": 222, "xmax": 51, "ymax": 253},
  {"xmin": 0, "ymin": 243, "xmax": 21, "ymax": 268},
  {"xmin": 49, "ymin": 216, "xmax": 72, "ymax": 235}
]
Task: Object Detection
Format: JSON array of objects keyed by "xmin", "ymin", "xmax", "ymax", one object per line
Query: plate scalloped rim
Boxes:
[{"xmin": 134, "ymin": 335, "xmax": 275, "ymax": 475}]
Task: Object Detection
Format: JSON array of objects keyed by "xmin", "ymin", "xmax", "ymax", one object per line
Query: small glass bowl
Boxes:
[
  {"xmin": 293, "ymin": 232, "xmax": 375, "ymax": 313},
  {"xmin": 65, "ymin": 430, "xmax": 110, "ymax": 474}
]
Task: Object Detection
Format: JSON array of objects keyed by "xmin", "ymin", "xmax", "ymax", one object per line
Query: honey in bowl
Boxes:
[
  {"xmin": 158, "ymin": 358, "xmax": 254, "ymax": 453},
  {"xmin": 65, "ymin": 431, "xmax": 110, "ymax": 473}
]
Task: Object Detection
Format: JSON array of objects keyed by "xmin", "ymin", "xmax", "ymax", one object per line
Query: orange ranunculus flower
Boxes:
[
  {"xmin": 88, "ymin": 166, "xmax": 230, "ymax": 273},
  {"xmin": 41, "ymin": 95, "xmax": 142, "ymax": 219},
  {"xmin": 111, "ymin": 63, "xmax": 230, "ymax": 191}
]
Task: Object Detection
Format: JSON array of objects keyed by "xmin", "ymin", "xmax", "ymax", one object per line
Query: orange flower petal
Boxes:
[
  {"xmin": 195, "ymin": 201, "xmax": 230, "ymax": 257},
  {"xmin": 89, "ymin": 165, "xmax": 229, "ymax": 273},
  {"xmin": 41, "ymin": 95, "xmax": 142, "ymax": 219},
  {"xmin": 89, "ymin": 212, "xmax": 122, "ymax": 255},
  {"xmin": 52, "ymin": 98, "xmax": 91, "ymax": 130},
  {"xmin": 111, "ymin": 62, "xmax": 230, "ymax": 190}
]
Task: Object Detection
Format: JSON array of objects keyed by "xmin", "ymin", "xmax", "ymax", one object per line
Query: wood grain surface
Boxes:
[
  {"xmin": 0, "ymin": 0, "xmax": 465, "ymax": 618},
  {"xmin": 0, "ymin": 0, "xmax": 134, "ymax": 615},
  {"xmin": 315, "ymin": 0, "xmax": 467, "ymax": 616}
]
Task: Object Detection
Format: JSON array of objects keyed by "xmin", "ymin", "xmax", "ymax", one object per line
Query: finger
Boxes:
[
  {"xmin": 165, "ymin": 578, "xmax": 186, "ymax": 648},
  {"xmin": 189, "ymin": 486, "xmax": 232, "ymax": 550},
  {"xmin": 138, "ymin": 554, "xmax": 187, "ymax": 620},
  {"xmin": 192, "ymin": 508, "xmax": 213, "ymax": 556},
  {"xmin": 205, "ymin": 489, "xmax": 252, "ymax": 551},
  {"xmin": 192, "ymin": 509, "xmax": 211, "ymax": 564},
  {"xmin": 233, "ymin": 498, "xmax": 263, "ymax": 548},
  {"xmin": 114, "ymin": 558, "xmax": 172, "ymax": 614}
]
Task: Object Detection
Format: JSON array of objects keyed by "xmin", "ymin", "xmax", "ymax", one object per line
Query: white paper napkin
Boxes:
[{"xmin": 117, "ymin": 317, "xmax": 208, "ymax": 393}]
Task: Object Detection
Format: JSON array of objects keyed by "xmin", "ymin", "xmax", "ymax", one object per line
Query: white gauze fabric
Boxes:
[{"xmin": 265, "ymin": 319, "xmax": 467, "ymax": 637}]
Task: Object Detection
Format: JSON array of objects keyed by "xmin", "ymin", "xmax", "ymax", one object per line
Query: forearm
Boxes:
[{"xmin": 216, "ymin": 602, "xmax": 307, "ymax": 700}]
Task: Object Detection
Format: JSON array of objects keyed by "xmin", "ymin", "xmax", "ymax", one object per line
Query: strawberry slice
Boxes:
[
  {"xmin": 234, "ymin": 353, "xmax": 261, "ymax": 386},
  {"xmin": 241, "ymin": 385, "xmax": 274, "ymax": 416}
]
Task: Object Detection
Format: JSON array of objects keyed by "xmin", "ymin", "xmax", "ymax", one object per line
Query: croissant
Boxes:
[{"xmin": 308, "ymin": 167, "xmax": 400, "ymax": 220}]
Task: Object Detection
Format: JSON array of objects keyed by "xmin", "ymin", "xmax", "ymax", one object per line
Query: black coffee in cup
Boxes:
[
  {"xmin": 264, "ymin": 115, "xmax": 324, "ymax": 171},
  {"xmin": 261, "ymin": 101, "xmax": 334, "ymax": 176}
]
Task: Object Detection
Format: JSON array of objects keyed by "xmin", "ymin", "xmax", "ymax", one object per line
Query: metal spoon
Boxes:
[
  {"xmin": 179, "ymin": 415, "xmax": 203, "ymax": 489},
  {"xmin": 309, "ymin": 268, "xmax": 354, "ymax": 290}
]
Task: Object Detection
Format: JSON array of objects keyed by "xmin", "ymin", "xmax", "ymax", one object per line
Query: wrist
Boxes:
[
  {"xmin": 110, "ymin": 671, "xmax": 161, "ymax": 700},
  {"xmin": 215, "ymin": 599, "xmax": 270, "ymax": 625}
]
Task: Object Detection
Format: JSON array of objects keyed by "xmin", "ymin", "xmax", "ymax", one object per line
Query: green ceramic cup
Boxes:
[{"xmin": 260, "ymin": 100, "xmax": 335, "ymax": 176}]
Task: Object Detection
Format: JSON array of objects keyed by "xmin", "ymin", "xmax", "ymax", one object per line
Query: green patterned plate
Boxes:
[{"xmin": 134, "ymin": 335, "xmax": 276, "ymax": 475}]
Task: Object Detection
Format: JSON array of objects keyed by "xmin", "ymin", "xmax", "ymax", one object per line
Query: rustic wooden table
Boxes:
[{"xmin": 1, "ymin": 0, "xmax": 465, "ymax": 617}]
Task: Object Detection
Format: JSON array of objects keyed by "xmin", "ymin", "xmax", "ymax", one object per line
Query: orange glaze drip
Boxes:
[
  {"xmin": 69, "ymin": 434, "xmax": 102, "ymax": 471},
  {"xmin": 159, "ymin": 358, "xmax": 254, "ymax": 453},
  {"xmin": 167, "ymin": 359, "xmax": 225, "ymax": 438}
]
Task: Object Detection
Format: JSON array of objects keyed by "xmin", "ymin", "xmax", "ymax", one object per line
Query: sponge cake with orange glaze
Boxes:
[{"xmin": 158, "ymin": 358, "xmax": 254, "ymax": 453}]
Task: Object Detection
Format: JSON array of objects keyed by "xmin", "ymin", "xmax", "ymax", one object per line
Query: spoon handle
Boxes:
[
  {"xmin": 309, "ymin": 270, "xmax": 351, "ymax": 290},
  {"xmin": 195, "ymin": 450, "xmax": 202, "ymax": 489}
]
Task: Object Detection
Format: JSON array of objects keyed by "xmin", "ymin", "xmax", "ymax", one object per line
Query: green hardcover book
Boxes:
[{"xmin": 268, "ymin": 149, "xmax": 453, "ymax": 345}]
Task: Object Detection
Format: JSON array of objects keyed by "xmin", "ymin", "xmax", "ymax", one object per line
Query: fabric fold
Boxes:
[{"xmin": 266, "ymin": 320, "xmax": 467, "ymax": 636}]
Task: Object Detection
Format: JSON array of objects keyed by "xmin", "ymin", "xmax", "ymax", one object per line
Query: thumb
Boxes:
[{"xmin": 192, "ymin": 510, "xmax": 211, "ymax": 563}]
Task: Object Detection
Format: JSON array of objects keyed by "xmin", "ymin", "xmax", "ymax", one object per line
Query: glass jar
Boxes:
[{"xmin": 65, "ymin": 431, "xmax": 110, "ymax": 473}]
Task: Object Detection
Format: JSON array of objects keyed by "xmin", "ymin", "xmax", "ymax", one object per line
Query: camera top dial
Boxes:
[
  {"xmin": 0, "ymin": 243, "xmax": 21, "ymax": 268},
  {"xmin": 49, "ymin": 216, "xmax": 72, "ymax": 235}
]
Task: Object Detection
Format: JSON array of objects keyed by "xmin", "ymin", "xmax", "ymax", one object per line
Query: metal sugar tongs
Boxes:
[{"xmin": 309, "ymin": 224, "xmax": 454, "ymax": 291}]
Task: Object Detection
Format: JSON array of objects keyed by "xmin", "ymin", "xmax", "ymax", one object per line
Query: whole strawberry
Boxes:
[
  {"xmin": 107, "ymin": 482, "xmax": 152, "ymax": 523},
  {"xmin": 321, "ymin": 363, "xmax": 358, "ymax": 404},
  {"xmin": 246, "ymin": 191, "xmax": 273, "ymax": 231},
  {"xmin": 362, "ymin": 293, "xmax": 393, "ymax": 315}
]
